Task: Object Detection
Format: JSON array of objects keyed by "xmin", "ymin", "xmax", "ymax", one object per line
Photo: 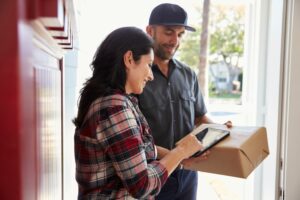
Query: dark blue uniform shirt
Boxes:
[{"xmin": 139, "ymin": 59, "xmax": 207, "ymax": 150}]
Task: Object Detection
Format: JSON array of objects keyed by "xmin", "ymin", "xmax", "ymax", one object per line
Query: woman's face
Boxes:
[{"xmin": 125, "ymin": 50, "xmax": 154, "ymax": 94}]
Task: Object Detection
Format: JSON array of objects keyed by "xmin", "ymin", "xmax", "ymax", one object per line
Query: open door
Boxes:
[{"xmin": 0, "ymin": 0, "xmax": 76, "ymax": 199}]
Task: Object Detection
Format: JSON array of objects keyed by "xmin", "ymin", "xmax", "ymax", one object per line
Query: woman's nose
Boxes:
[{"xmin": 148, "ymin": 68, "xmax": 154, "ymax": 81}]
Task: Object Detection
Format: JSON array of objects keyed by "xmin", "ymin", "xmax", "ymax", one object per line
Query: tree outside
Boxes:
[
  {"xmin": 177, "ymin": 2, "xmax": 245, "ymax": 105},
  {"xmin": 198, "ymin": 0, "xmax": 211, "ymax": 97}
]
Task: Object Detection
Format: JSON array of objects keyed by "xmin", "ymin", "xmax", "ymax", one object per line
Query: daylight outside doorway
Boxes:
[{"xmin": 76, "ymin": 0, "xmax": 264, "ymax": 199}]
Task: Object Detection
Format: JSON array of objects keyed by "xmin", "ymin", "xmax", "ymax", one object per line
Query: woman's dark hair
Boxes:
[{"xmin": 73, "ymin": 27, "xmax": 154, "ymax": 127}]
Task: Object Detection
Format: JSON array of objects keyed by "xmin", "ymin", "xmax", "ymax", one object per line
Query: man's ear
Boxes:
[
  {"xmin": 124, "ymin": 50, "xmax": 133, "ymax": 69},
  {"xmin": 146, "ymin": 25, "xmax": 153, "ymax": 36}
]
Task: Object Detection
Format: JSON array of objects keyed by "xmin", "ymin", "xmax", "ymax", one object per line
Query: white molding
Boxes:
[
  {"xmin": 31, "ymin": 19, "xmax": 65, "ymax": 59},
  {"xmin": 282, "ymin": 0, "xmax": 300, "ymax": 198},
  {"xmin": 243, "ymin": 0, "xmax": 286, "ymax": 200},
  {"xmin": 261, "ymin": 0, "xmax": 285, "ymax": 199}
]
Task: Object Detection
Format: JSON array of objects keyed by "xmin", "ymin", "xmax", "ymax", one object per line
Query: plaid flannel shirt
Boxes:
[{"xmin": 75, "ymin": 91, "xmax": 168, "ymax": 199}]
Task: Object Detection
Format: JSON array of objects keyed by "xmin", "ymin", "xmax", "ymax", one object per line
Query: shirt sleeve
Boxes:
[
  {"xmin": 101, "ymin": 104, "xmax": 168, "ymax": 199},
  {"xmin": 193, "ymin": 72, "xmax": 207, "ymax": 117}
]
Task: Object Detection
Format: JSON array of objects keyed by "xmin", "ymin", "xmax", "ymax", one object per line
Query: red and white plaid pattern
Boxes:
[{"xmin": 75, "ymin": 91, "xmax": 168, "ymax": 199}]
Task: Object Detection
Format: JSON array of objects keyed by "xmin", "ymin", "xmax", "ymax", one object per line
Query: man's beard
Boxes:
[{"xmin": 155, "ymin": 43, "xmax": 178, "ymax": 60}]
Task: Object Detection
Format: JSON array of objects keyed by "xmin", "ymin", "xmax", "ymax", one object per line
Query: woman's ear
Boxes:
[{"xmin": 124, "ymin": 50, "xmax": 133, "ymax": 69}]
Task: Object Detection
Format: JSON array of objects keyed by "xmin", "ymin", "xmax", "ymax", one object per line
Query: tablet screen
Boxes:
[{"xmin": 192, "ymin": 127, "xmax": 230, "ymax": 157}]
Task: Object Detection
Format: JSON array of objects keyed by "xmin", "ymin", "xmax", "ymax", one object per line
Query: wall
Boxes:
[
  {"xmin": 63, "ymin": 41, "xmax": 79, "ymax": 200},
  {"xmin": 281, "ymin": 0, "xmax": 300, "ymax": 198}
]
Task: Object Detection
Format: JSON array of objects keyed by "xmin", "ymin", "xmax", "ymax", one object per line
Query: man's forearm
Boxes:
[{"xmin": 194, "ymin": 115, "xmax": 214, "ymax": 127}]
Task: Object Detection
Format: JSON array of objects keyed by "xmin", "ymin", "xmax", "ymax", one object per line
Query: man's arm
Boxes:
[
  {"xmin": 194, "ymin": 115, "xmax": 214, "ymax": 127},
  {"xmin": 194, "ymin": 115, "xmax": 233, "ymax": 128}
]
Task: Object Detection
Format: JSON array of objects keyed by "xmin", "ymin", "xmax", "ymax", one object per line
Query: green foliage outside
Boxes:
[
  {"xmin": 209, "ymin": 90, "xmax": 241, "ymax": 99},
  {"xmin": 178, "ymin": 28, "xmax": 201, "ymax": 71},
  {"xmin": 208, "ymin": 81, "xmax": 241, "ymax": 99},
  {"xmin": 177, "ymin": 4, "xmax": 245, "ymax": 103},
  {"xmin": 209, "ymin": 5, "xmax": 244, "ymax": 65}
]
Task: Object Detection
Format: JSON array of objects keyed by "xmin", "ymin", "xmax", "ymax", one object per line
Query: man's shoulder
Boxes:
[{"xmin": 172, "ymin": 59, "xmax": 196, "ymax": 75}]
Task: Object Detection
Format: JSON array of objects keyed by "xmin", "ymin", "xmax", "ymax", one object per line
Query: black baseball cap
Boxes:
[{"xmin": 149, "ymin": 3, "xmax": 196, "ymax": 32}]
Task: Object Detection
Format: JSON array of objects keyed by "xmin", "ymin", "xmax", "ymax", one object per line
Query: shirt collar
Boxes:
[
  {"xmin": 127, "ymin": 94, "xmax": 139, "ymax": 104},
  {"xmin": 171, "ymin": 59, "xmax": 183, "ymax": 69},
  {"xmin": 152, "ymin": 58, "xmax": 182, "ymax": 70},
  {"xmin": 111, "ymin": 89, "xmax": 139, "ymax": 105}
]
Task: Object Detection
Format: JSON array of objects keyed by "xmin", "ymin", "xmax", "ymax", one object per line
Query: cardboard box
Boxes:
[{"xmin": 187, "ymin": 125, "xmax": 269, "ymax": 178}]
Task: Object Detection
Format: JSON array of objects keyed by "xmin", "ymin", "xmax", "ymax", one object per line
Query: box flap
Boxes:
[{"xmin": 238, "ymin": 127, "xmax": 270, "ymax": 169}]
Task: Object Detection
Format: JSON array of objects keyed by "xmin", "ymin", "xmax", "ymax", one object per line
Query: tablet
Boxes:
[{"xmin": 192, "ymin": 127, "xmax": 230, "ymax": 157}]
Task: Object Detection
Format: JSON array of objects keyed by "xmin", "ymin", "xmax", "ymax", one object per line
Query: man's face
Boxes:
[{"xmin": 148, "ymin": 25, "xmax": 185, "ymax": 60}]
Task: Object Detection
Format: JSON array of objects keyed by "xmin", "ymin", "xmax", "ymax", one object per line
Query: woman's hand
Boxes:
[
  {"xmin": 175, "ymin": 134, "xmax": 203, "ymax": 159},
  {"xmin": 156, "ymin": 146, "xmax": 170, "ymax": 159}
]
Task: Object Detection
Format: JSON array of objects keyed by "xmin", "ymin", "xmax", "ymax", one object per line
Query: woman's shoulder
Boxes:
[{"xmin": 92, "ymin": 93, "xmax": 129, "ymax": 109}]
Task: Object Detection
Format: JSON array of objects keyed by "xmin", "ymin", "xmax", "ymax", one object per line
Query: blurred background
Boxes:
[{"xmin": 2, "ymin": 0, "xmax": 299, "ymax": 199}]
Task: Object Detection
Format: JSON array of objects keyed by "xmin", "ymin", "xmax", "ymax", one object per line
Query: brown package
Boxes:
[{"xmin": 187, "ymin": 125, "xmax": 269, "ymax": 178}]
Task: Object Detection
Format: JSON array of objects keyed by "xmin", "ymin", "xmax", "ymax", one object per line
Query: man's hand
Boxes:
[{"xmin": 224, "ymin": 120, "xmax": 233, "ymax": 128}]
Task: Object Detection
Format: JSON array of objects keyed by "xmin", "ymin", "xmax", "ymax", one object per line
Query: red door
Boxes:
[{"xmin": 0, "ymin": 0, "xmax": 74, "ymax": 199}]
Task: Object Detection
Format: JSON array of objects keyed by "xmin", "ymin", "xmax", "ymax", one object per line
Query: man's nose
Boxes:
[{"xmin": 170, "ymin": 34, "xmax": 180, "ymax": 46}]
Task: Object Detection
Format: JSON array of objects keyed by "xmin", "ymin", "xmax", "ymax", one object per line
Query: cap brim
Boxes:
[
  {"xmin": 151, "ymin": 23, "xmax": 196, "ymax": 32},
  {"xmin": 184, "ymin": 26, "xmax": 196, "ymax": 32}
]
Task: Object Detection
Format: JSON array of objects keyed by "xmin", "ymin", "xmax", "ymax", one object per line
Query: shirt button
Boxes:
[{"xmin": 168, "ymin": 82, "xmax": 171, "ymax": 86}]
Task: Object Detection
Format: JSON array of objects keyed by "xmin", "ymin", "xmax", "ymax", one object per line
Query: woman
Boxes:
[{"xmin": 73, "ymin": 27, "xmax": 202, "ymax": 199}]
